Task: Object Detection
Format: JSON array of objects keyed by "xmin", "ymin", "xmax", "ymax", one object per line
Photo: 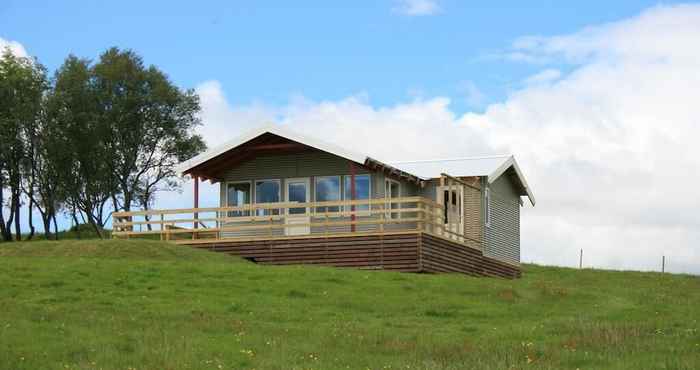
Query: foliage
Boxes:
[
  {"xmin": 0, "ymin": 47, "xmax": 47, "ymax": 241},
  {"xmin": 0, "ymin": 46, "xmax": 205, "ymax": 241},
  {"xmin": 0, "ymin": 239, "xmax": 698, "ymax": 369},
  {"xmin": 93, "ymin": 48, "xmax": 205, "ymax": 214}
]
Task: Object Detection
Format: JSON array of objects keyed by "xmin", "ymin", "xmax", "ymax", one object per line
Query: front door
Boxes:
[
  {"xmin": 385, "ymin": 179, "xmax": 401, "ymax": 219},
  {"xmin": 285, "ymin": 178, "xmax": 310, "ymax": 236}
]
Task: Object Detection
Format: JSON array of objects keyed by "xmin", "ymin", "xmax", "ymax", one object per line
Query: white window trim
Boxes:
[
  {"xmin": 485, "ymin": 187, "xmax": 491, "ymax": 228},
  {"xmin": 285, "ymin": 177, "xmax": 311, "ymax": 216},
  {"xmin": 225, "ymin": 180, "xmax": 253, "ymax": 218},
  {"xmin": 314, "ymin": 175, "xmax": 342, "ymax": 215},
  {"xmin": 254, "ymin": 178, "xmax": 282, "ymax": 216},
  {"xmin": 343, "ymin": 174, "xmax": 372, "ymax": 216}
]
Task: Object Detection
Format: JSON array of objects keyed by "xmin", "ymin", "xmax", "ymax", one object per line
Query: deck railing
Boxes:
[{"xmin": 112, "ymin": 196, "xmax": 478, "ymax": 248}]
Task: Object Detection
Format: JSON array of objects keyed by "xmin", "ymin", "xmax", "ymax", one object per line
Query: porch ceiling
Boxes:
[{"xmin": 183, "ymin": 133, "xmax": 316, "ymax": 182}]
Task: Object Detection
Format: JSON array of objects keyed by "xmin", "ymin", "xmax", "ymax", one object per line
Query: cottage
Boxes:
[{"xmin": 113, "ymin": 125, "xmax": 535, "ymax": 278}]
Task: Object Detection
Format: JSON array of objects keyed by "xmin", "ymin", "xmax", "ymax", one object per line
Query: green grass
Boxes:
[
  {"xmin": 0, "ymin": 240, "xmax": 698, "ymax": 369},
  {"xmin": 0, "ymin": 223, "xmax": 111, "ymax": 242}
]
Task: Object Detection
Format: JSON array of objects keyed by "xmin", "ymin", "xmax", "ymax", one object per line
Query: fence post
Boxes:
[
  {"xmin": 579, "ymin": 249, "xmax": 583, "ymax": 269},
  {"xmin": 662, "ymin": 255, "xmax": 665, "ymax": 273}
]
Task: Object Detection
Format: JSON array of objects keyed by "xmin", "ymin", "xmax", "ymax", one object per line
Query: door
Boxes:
[
  {"xmin": 437, "ymin": 185, "xmax": 464, "ymax": 235},
  {"xmin": 385, "ymin": 179, "xmax": 401, "ymax": 220},
  {"xmin": 285, "ymin": 178, "xmax": 310, "ymax": 236}
]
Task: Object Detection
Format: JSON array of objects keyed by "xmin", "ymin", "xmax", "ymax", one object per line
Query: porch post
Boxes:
[
  {"xmin": 349, "ymin": 162, "xmax": 356, "ymax": 232},
  {"xmin": 193, "ymin": 175, "xmax": 199, "ymax": 230}
]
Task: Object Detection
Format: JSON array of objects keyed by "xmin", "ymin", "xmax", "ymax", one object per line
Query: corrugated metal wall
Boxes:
[{"xmin": 484, "ymin": 175, "xmax": 520, "ymax": 265}]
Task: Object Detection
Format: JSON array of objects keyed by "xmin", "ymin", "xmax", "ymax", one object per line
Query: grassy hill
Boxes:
[{"xmin": 0, "ymin": 240, "xmax": 698, "ymax": 369}]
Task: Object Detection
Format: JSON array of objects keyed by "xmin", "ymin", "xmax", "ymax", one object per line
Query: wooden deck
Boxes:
[{"xmin": 113, "ymin": 197, "xmax": 520, "ymax": 278}]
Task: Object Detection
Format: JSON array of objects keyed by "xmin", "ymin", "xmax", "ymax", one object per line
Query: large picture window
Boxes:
[
  {"xmin": 315, "ymin": 176, "xmax": 341, "ymax": 213},
  {"xmin": 255, "ymin": 179, "xmax": 281, "ymax": 216},
  {"xmin": 226, "ymin": 182, "xmax": 251, "ymax": 217},
  {"xmin": 343, "ymin": 174, "xmax": 371, "ymax": 212}
]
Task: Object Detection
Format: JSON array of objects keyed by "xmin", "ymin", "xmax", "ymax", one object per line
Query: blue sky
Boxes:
[
  {"xmin": 1, "ymin": 0, "xmax": 661, "ymax": 112},
  {"xmin": 3, "ymin": 1, "xmax": 700, "ymax": 274}
]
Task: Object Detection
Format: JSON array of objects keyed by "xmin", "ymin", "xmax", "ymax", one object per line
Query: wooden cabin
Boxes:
[{"xmin": 113, "ymin": 125, "xmax": 535, "ymax": 278}]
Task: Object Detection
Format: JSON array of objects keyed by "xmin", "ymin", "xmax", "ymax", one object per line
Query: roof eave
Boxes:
[
  {"xmin": 487, "ymin": 155, "xmax": 536, "ymax": 206},
  {"xmin": 176, "ymin": 124, "xmax": 368, "ymax": 177}
]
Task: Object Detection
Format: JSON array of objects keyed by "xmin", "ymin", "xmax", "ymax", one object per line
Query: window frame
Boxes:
[
  {"xmin": 343, "ymin": 174, "xmax": 372, "ymax": 215},
  {"xmin": 314, "ymin": 175, "xmax": 342, "ymax": 214},
  {"xmin": 254, "ymin": 178, "xmax": 282, "ymax": 216},
  {"xmin": 225, "ymin": 180, "xmax": 253, "ymax": 218},
  {"xmin": 286, "ymin": 177, "xmax": 311, "ymax": 216}
]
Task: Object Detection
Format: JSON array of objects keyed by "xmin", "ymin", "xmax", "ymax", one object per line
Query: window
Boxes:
[
  {"xmin": 485, "ymin": 187, "xmax": 491, "ymax": 227},
  {"xmin": 315, "ymin": 176, "xmax": 341, "ymax": 213},
  {"xmin": 255, "ymin": 179, "xmax": 281, "ymax": 216},
  {"xmin": 343, "ymin": 174, "xmax": 371, "ymax": 212},
  {"xmin": 226, "ymin": 182, "xmax": 251, "ymax": 217},
  {"xmin": 287, "ymin": 178, "xmax": 309, "ymax": 215}
]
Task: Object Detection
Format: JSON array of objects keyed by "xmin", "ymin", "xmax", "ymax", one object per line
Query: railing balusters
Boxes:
[{"xmin": 111, "ymin": 197, "xmax": 480, "ymax": 250}]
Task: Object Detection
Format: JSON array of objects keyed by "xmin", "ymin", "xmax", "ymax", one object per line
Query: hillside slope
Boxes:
[{"xmin": 0, "ymin": 239, "xmax": 698, "ymax": 369}]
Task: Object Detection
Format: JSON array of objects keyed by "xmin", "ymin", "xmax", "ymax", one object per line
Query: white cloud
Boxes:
[
  {"xmin": 523, "ymin": 69, "xmax": 561, "ymax": 86},
  {"xmin": 194, "ymin": 80, "xmax": 277, "ymax": 148},
  {"xmin": 0, "ymin": 37, "xmax": 28, "ymax": 58},
  {"xmin": 393, "ymin": 0, "xmax": 441, "ymax": 16},
  {"xmin": 179, "ymin": 4, "xmax": 700, "ymax": 274}
]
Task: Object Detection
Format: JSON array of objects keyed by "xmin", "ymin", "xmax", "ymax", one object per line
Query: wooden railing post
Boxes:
[
  {"xmin": 418, "ymin": 200, "xmax": 424, "ymax": 233},
  {"xmin": 269, "ymin": 216, "xmax": 273, "ymax": 239}
]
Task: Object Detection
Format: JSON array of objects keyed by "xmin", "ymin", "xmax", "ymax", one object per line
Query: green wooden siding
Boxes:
[{"xmin": 218, "ymin": 151, "xmax": 419, "ymax": 207}]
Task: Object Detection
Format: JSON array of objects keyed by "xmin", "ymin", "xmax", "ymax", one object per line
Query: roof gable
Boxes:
[
  {"xmin": 176, "ymin": 124, "xmax": 367, "ymax": 180},
  {"xmin": 177, "ymin": 124, "xmax": 535, "ymax": 205}
]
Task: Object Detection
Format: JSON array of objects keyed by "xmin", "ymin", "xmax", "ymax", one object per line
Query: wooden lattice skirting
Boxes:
[{"xmin": 183, "ymin": 232, "xmax": 521, "ymax": 279}]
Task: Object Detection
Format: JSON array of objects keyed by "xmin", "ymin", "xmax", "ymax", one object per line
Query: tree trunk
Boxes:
[
  {"xmin": 27, "ymin": 197, "xmax": 35, "ymax": 240},
  {"xmin": 40, "ymin": 211, "xmax": 51, "ymax": 241},
  {"xmin": 144, "ymin": 200, "xmax": 152, "ymax": 231},
  {"xmin": 86, "ymin": 215, "xmax": 103, "ymax": 239},
  {"xmin": 52, "ymin": 213, "xmax": 59, "ymax": 240},
  {"xmin": 72, "ymin": 210, "xmax": 81, "ymax": 239},
  {"xmin": 0, "ymin": 177, "xmax": 10, "ymax": 241},
  {"xmin": 12, "ymin": 190, "xmax": 21, "ymax": 241}
]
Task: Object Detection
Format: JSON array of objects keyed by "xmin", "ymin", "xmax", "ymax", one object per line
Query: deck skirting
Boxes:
[{"xmin": 184, "ymin": 232, "xmax": 520, "ymax": 278}]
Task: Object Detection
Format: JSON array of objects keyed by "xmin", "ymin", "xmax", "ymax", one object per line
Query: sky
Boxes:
[{"xmin": 2, "ymin": 1, "xmax": 700, "ymax": 274}]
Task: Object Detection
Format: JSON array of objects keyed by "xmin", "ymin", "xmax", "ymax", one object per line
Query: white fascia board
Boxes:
[{"xmin": 487, "ymin": 155, "xmax": 536, "ymax": 206}]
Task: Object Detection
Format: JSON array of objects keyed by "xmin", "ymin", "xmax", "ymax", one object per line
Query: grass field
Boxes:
[{"xmin": 0, "ymin": 239, "xmax": 698, "ymax": 369}]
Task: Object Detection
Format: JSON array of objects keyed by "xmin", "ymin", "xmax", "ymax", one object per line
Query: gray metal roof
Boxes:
[
  {"xmin": 390, "ymin": 155, "xmax": 536, "ymax": 206},
  {"xmin": 389, "ymin": 155, "xmax": 512, "ymax": 179}
]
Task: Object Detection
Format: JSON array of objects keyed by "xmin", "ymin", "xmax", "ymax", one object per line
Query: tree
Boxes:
[
  {"xmin": 0, "ymin": 48, "xmax": 46, "ymax": 241},
  {"xmin": 47, "ymin": 55, "xmax": 113, "ymax": 238},
  {"xmin": 28, "ymin": 103, "xmax": 65, "ymax": 240},
  {"xmin": 93, "ymin": 48, "xmax": 205, "ymax": 215}
]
